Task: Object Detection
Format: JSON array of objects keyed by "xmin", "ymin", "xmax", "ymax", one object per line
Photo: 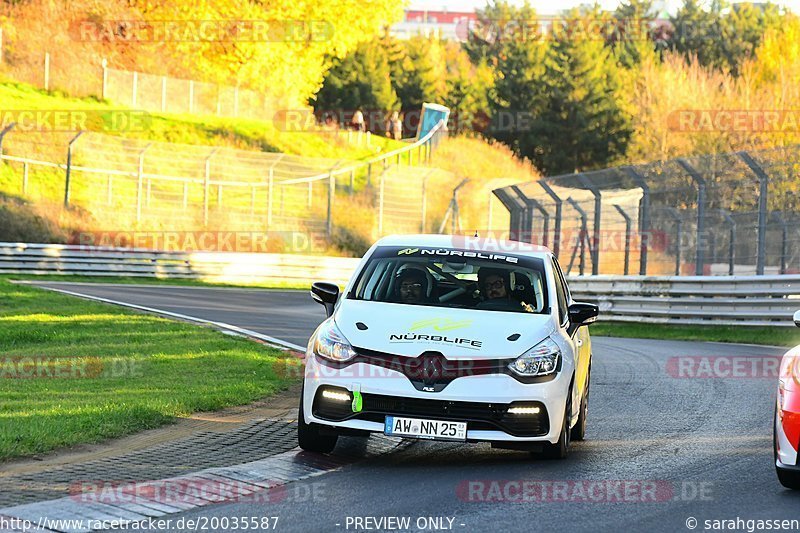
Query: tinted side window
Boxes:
[{"xmin": 551, "ymin": 259, "xmax": 568, "ymax": 325}]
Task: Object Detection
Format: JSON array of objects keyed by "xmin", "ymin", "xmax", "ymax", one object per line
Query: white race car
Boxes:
[{"xmin": 298, "ymin": 235, "xmax": 598, "ymax": 458}]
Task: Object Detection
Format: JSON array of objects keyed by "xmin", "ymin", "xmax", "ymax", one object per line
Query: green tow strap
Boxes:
[{"xmin": 351, "ymin": 390, "xmax": 363, "ymax": 413}]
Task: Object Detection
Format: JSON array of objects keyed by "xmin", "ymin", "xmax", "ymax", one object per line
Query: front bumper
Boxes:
[{"xmin": 302, "ymin": 355, "xmax": 571, "ymax": 443}]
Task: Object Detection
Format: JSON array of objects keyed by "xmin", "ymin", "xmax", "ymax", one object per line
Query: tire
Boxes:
[
  {"xmin": 571, "ymin": 366, "xmax": 590, "ymax": 442},
  {"xmin": 542, "ymin": 388, "xmax": 571, "ymax": 460},
  {"xmin": 297, "ymin": 389, "xmax": 338, "ymax": 454},
  {"xmin": 774, "ymin": 405, "xmax": 800, "ymax": 490}
]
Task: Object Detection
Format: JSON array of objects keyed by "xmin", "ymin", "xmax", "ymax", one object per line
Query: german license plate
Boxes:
[{"xmin": 384, "ymin": 416, "xmax": 467, "ymax": 441}]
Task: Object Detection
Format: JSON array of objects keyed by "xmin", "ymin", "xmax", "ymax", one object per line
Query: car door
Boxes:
[{"xmin": 551, "ymin": 258, "xmax": 591, "ymax": 411}]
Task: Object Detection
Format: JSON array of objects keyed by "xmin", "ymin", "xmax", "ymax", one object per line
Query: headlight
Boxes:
[
  {"xmin": 508, "ymin": 337, "xmax": 561, "ymax": 377},
  {"xmin": 313, "ymin": 319, "xmax": 357, "ymax": 363}
]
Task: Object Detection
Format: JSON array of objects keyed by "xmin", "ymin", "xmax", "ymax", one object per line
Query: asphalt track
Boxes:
[{"xmin": 29, "ymin": 282, "xmax": 800, "ymax": 532}]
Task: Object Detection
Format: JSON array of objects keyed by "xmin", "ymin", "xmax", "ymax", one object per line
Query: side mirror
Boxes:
[
  {"xmin": 311, "ymin": 282, "xmax": 340, "ymax": 317},
  {"xmin": 568, "ymin": 302, "xmax": 599, "ymax": 326},
  {"xmin": 794, "ymin": 310, "xmax": 800, "ymax": 328}
]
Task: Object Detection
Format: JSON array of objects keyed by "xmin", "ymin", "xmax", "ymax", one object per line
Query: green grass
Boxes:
[
  {"xmin": 0, "ymin": 81, "xmax": 404, "ymax": 158},
  {"xmin": 0, "ymin": 279, "xmax": 303, "ymax": 461},
  {"xmin": 592, "ymin": 322, "xmax": 800, "ymax": 348}
]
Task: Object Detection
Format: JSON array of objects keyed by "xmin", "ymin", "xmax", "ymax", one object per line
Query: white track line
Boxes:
[{"xmin": 31, "ymin": 285, "xmax": 306, "ymax": 353}]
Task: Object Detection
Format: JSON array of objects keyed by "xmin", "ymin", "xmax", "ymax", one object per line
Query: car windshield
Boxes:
[{"xmin": 348, "ymin": 246, "xmax": 549, "ymax": 314}]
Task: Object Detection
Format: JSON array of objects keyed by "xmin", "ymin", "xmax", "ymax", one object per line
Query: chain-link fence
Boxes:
[
  {"xmin": 494, "ymin": 148, "xmax": 800, "ymax": 276},
  {"xmin": 0, "ymin": 121, "xmax": 451, "ymax": 248},
  {"xmin": 103, "ymin": 66, "xmax": 283, "ymax": 121}
]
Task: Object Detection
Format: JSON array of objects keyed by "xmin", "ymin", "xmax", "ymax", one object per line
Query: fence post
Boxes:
[
  {"xmin": 624, "ymin": 167, "xmax": 650, "ymax": 275},
  {"xmin": 132, "ymin": 71, "xmax": 138, "ymax": 107},
  {"xmin": 367, "ymin": 162, "xmax": 372, "ymax": 186},
  {"xmin": 161, "ymin": 76, "xmax": 167, "ymax": 113},
  {"xmin": 135, "ymin": 143, "xmax": 152, "ymax": 222},
  {"xmin": 44, "ymin": 52, "xmax": 50, "ymax": 91},
  {"xmin": 664, "ymin": 207, "xmax": 683, "ymax": 276},
  {"xmin": 738, "ymin": 152, "xmax": 769, "ymax": 275},
  {"xmin": 771, "ymin": 211, "xmax": 788, "ymax": 275},
  {"xmin": 717, "ymin": 209, "xmax": 736, "ymax": 275},
  {"xmin": 64, "ymin": 131, "xmax": 85, "ymax": 207},
  {"xmin": 101, "ymin": 59, "xmax": 108, "ymax": 100},
  {"xmin": 267, "ymin": 168, "xmax": 274, "ymax": 228},
  {"xmin": 0, "ymin": 122, "xmax": 17, "ymax": 157},
  {"xmin": 188, "ymin": 80, "xmax": 194, "ymax": 114},
  {"xmin": 677, "ymin": 159, "xmax": 707, "ymax": 275},
  {"xmin": 327, "ymin": 171, "xmax": 335, "ymax": 237},
  {"xmin": 349, "ymin": 168, "xmax": 355, "ymax": 194},
  {"xmin": 538, "ymin": 180, "xmax": 562, "ymax": 259},
  {"xmin": 378, "ymin": 171, "xmax": 385, "ymax": 235},
  {"xmin": 22, "ymin": 162, "xmax": 28, "ymax": 195},
  {"xmin": 203, "ymin": 148, "xmax": 218, "ymax": 227},
  {"xmin": 492, "ymin": 188, "xmax": 525, "ymax": 242},
  {"xmin": 579, "ymin": 176, "xmax": 602, "ymax": 275},
  {"xmin": 613, "ymin": 205, "xmax": 632, "ymax": 275},
  {"xmin": 566, "ymin": 197, "xmax": 588, "ymax": 276},
  {"xmin": 421, "ymin": 172, "xmax": 428, "ymax": 232},
  {"xmin": 107, "ymin": 176, "xmax": 113, "ymax": 205}
]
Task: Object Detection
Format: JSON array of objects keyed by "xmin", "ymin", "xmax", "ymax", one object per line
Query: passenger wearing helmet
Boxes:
[{"xmin": 394, "ymin": 267, "xmax": 431, "ymax": 304}]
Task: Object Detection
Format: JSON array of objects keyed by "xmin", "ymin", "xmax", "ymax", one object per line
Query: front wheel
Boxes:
[
  {"xmin": 541, "ymin": 392, "xmax": 571, "ymax": 460},
  {"xmin": 298, "ymin": 391, "xmax": 338, "ymax": 454},
  {"xmin": 571, "ymin": 366, "xmax": 590, "ymax": 442}
]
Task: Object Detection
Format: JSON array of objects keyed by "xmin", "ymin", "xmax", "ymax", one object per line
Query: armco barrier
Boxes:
[{"xmin": 2, "ymin": 243, "xmax": 798, "ymax": 326}]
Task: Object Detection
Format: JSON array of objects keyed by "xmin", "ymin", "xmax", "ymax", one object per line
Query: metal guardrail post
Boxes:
[
  {"xmin": 623, "ymin": 167, "xmax": 650, "ymax": 275},
  {"xmin": 772, "ymin": 211, "xmax": 788, "ymax": 274},
  {"xmin": 64, "ymin": 131, "xmax": 85, "ymax": 207},
  {"xmin": 538, "ymin": 180, "xmax": 562, "ymax": 258},
  {"xmin": 613, "ymin": 204, "xmax": 632, "ymax": 275},
  {"xmin": 0, "ymin": 122, "xmax": 17, "ymax": 157},
  {"xmin": 22, "ymin": 162, "xmax": 28, "ymax": 195},
  {"xmin": 566, "ymin": 197, "xmax": 588, "ymax": 276},
  {"xmin": 718, "ymin": 209, "xmax": 736, "ymax": 276},
  {"xmin": 579, "ymin": 176, "xmax": 602, "ymax": 275},
  {"xmin": 738, "ymin": 151, "xmax": 769, "ymax": 275},
  {"xmin": 663, "ymin": 207, "xmax": 683, "ymax": 276},
  {"xmin": 677, "ymin": 159, "xmax": 706, "ymax": 275}
]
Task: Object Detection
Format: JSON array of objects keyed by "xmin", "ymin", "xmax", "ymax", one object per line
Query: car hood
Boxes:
[{"xmin": 334, "ymin": 300, "xmax": 554, "ymax": 359}]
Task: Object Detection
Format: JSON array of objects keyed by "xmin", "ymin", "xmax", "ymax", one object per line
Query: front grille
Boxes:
[{"xmin": 313, "ymin": 389, "xmax": 548, "ymax": 437}]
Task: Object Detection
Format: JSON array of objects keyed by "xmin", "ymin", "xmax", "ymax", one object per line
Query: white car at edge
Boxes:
[{"xmin": 298, "ymin": 235, "xmax": 598, "ymax": 459}]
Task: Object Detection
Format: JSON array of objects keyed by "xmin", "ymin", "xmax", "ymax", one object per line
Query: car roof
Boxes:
[{"xmin": 373, "ymin": 234, "xmax": 553, "ymax": 259}]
